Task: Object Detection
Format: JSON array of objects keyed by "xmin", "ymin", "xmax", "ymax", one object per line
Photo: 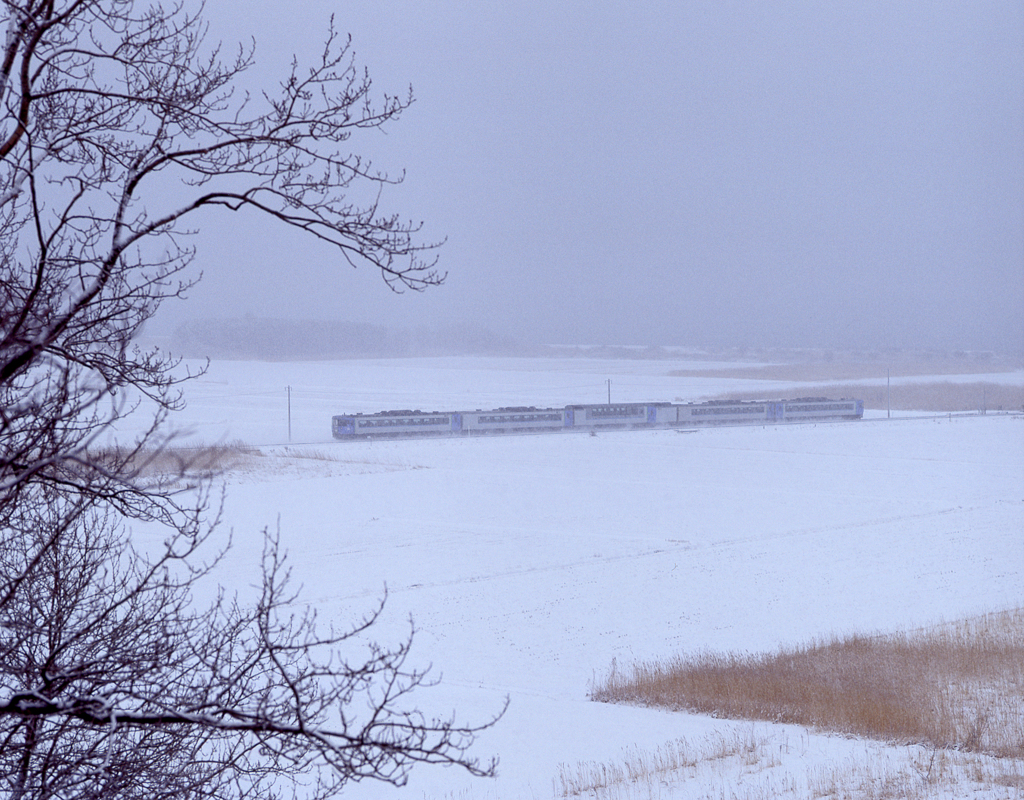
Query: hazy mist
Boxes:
[{"xmin": 149, "ymin": 1, "xmax": 1024, "ymax": 354}]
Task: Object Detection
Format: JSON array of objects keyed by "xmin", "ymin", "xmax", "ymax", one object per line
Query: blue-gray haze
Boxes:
[{"xmin": 153, "ymin": 1, "xmax": 1024, "ymax": 353}]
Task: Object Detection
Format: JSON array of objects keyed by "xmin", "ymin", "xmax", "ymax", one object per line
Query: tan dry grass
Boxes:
[
  {"xmin": 555, "ymin": 734, "xmax": 1024, "ymax": 800},
  {"xmin": 96, "ymin": 442, "xmax": 423, "ymax": 484},
  {"xmin": 555, "ymin": 728, "xmax": 774, "ymax": 798},
  {"xmin": 94, "ymin": 440, "xmax": 262, "ymax": 480},
  {"xmin": 591, "ymin": 608, "xmax": 1024, "ymax": 758},
  {"xmin": 668, "ymin": 355, "xmax": 1022, "ymax": 383},
  {"xmin": 802, "ymin": 747, "xmax": 1024, "ymax": 800},
  {"xmin": 668, "ymin": 354, "xmax": 1024, "ymax": 411},
  {"xmin": 93, "ymin": 442, "xmax": 391, "ymax": 478},
  {"xmin": 694, "ymin": 381, "xmax": 1023, "ymax": 412}
]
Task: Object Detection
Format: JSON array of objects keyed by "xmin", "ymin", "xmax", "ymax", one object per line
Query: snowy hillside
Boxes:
[{"xmin": 126, "ymin": 357, "xmax": 1023, "ymax": 799}]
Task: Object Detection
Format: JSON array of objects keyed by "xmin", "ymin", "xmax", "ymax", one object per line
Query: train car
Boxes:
[
  {"xmin": 673, "ymin": 400, "xmax": 777, "ymax": 426},
  {"xmin": 331, "ymin": 398, "xmax": 863, "ymax": 439},
  {"xmin": 781, "ymin": 398, "xmax": 863, "ymax": 421},
  {"xmin": 331, "ymin": 410, "xmax": 460, "ymax": 439},
  {"xmin": 460, "ymin": 406, "xmax": 567, "ymax": 435},
  {"xmin": 649, "ymin": 402, "xmax": 681, "ymax": 426},
  {"xmin": 566, "ymin": 403, "xmax": 672, "ymax": 431},
  {"xmin": 670, "ymin": 398, "xmax": 863, "ymax": 426}
]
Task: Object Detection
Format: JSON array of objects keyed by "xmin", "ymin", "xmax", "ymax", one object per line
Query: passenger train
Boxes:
[{"xmin": 331, "ymin": 398, "xmax": 863, "ymax": 439}]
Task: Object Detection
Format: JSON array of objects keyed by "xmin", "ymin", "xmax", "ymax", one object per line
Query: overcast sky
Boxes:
[{"xmin": 152, "ymin": 1, "xmax": 1024, "ymax": 353}]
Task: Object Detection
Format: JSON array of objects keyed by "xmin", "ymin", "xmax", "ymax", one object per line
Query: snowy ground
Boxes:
[{"xmin": 127, "ymin": 357, "xmax": 1024, "ymax": 799}]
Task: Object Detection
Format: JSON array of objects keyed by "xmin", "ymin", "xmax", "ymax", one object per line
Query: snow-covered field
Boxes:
[{"xmin": 131, "ymin": 357, "xmax": 1024, "ymax": 799}]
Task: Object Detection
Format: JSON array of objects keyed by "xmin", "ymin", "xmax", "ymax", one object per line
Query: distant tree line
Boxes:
[
  {"xmin": 165, "ymin": 325, "xmax": 1023, "ymax": 364},
  {"xmin": 170, "ymin": 318, "xmax": 532, "ymax": 359}
]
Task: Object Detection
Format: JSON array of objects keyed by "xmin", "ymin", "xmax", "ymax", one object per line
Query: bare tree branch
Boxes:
[{"xmin": 0, "ymin": 3, "xmax": 498, "ymax": 798}]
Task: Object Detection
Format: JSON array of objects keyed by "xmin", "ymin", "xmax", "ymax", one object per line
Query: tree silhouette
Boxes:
[{"xmin": 0, "ymin": 2, "xmax": 498, "ymax": 797}]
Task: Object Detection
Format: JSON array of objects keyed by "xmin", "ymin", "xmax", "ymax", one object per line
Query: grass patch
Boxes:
[
  {"xmin": 91, "ymin": 442, "xmax": 417, "ymax": 483},
  {"xmin": 669, "ymin": 355, "xmax": 1024, "ymax": 411},
  {"xmin": 92, "ymin": 440, "xmax": 261, "ymax": 481},
  {"xmin": 555, "ymin": 728, "xmax": 774, "ymax": 798},
  {"xmin": 694, "ymin": 381, "xmax": 1023, "ymax": 413},
  {"xmin": 668, "ymin": 354, "xmax": 1022, "ymax": 383},
  {"xmin": 591, "ymin": 609, "xmax": 1024, "ymax": 758},
  {"xmin": 555, "ymin": 731, "xmax": 1024, "ymax": 800}
]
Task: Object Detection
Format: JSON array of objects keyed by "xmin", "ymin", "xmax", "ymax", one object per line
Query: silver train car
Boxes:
[
  {"xmin": 331, "ymin": 398, "xmax": 863, "ymax": 439},
  {"xmin": 672, "ymin": 397, "xmax": 864, "ymax": 426}
]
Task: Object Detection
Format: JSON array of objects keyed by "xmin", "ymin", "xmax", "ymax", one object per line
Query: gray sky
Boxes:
[{"xmin": 153, "ymin": 1, "xmax": 1024, "ymax": 352}]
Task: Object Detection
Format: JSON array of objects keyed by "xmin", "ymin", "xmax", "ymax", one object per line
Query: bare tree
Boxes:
[
  {"xmin": 0, "ymin": 496, "xmax": 500, "ymax": 799},
  {"xmin": 0, "ymin": 2, "xmax": 498, "ymax": 798}
]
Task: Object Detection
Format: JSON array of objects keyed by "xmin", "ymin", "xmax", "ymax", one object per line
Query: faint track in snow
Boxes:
[{"xmin": 312, "ymin": 501, "xmax": 1019, "ymax": 606}]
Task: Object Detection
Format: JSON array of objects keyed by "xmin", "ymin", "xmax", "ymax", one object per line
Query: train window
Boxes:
[
  {"xmin": 787, "ymin": 403, "xmax": 852, "ymax": 412},
  {"xmin": 587, "ymin": 405, "xmax": 643, "ymax": 419},
  {"xmin": 691, "ymin": 405, "xmax": 765, "ymax": 415}
]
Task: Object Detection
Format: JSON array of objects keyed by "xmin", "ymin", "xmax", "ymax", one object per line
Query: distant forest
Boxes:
[
  {"xmin": 166, "ymin": 318, "xmax": 695, "ymax": 360},
  {"xmin": 169, "ymin": 318, "xmax": 536, "ymax": 360},
  {"xmin": 164, "ymin": 318, "xmax": 1016, "ymax": 365}
]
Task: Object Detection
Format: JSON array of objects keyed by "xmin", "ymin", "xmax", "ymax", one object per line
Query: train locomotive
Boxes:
[{"xmin": 331, "ymin": 398, "xmax": 863, "ymax": 440}]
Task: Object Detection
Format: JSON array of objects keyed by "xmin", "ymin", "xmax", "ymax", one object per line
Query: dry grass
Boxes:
[
  {"xmin": 668, "ymin": 354, "xmax": 1022, "ymax": 383},
  {"xmin": 94, "ymin": 441, "xmax": 397, "ymax": 474},
  {"xmin": 803, "ymin": 748, "xmax": 1024, "ymax": 800},
  {"xmin": 89, "ymin": 441, "xmax": 261, "ymax": 484},
  {"xmin": 668, "ymin": 354, "xmax": 1024, "ymax": 412},
  {"xmin": 696, "ymin": 381, "xmax": 1024, "ymax": 413},
  {"xmin": 861, "ymin": 380, "xmax": 1024, "ymax": 413},
  {"xmin": 91, "ymin": 441, "xmax": 424, "ymax": 483},
  {"xmin": 565, "ymin": 610, "xmax": 1024, "ymax": 799},
  {"xmin": 555, "ymin": 728, "xmax": 776, "ymax": 798},
  {"xmin": 591, "ymin": 609, "xmax": 1024, "ymax": 759},
  {"xmin": 554, "ymin": 733, "xmax": 1024, "ymax": 800}
]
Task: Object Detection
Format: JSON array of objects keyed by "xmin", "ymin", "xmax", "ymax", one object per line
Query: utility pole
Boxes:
[
  {"xmin": 607, "ymin": 379, "xmax": 611, "ymax": 405},
  {"xmin": 887, "ymin": 369, "xmax": 890, "ymax": 419},
  {"xmin": 287, "ymin": 385, "xmax": 292, "ymax": 442}
]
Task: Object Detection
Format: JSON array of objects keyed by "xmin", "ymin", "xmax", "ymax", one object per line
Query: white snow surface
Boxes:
[{"xmin": 127, "ymin": 357, "xmax": 1023, "ymax": 799}]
